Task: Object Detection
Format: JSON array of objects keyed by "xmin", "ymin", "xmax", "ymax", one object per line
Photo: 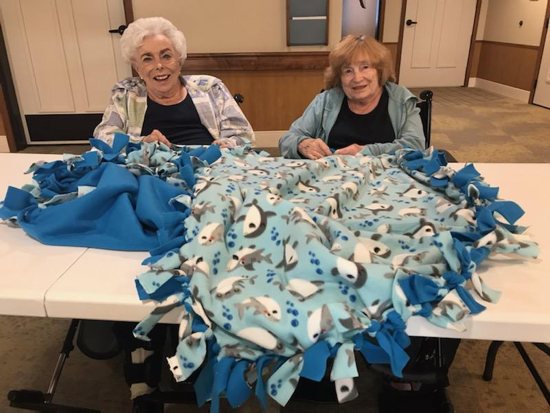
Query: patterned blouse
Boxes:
[{"xmin": 94, "ymin": 75, "xmax": 255, "ymax": 147}]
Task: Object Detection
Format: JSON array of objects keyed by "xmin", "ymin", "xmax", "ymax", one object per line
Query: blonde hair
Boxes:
[
  {"xmin": 324, "ymin": 35, "xmax": 395, "ymax": 90},
  {"xmin": 120, "ymin": 17, "xmax": 187, "ymax": 66}
]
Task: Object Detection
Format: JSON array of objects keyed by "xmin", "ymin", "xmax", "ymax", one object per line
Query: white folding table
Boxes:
[{"xmin": 1, "ymin": 154, "xmax": 549, "ymax": 409}]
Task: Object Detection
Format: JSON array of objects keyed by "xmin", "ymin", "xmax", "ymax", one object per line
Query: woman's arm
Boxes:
[
  {"xmin": 279, "ymin": 94, "xmax": 326, "ymax": 158},
  {"xmin": 93, "ymin": 92, "xmax": 128, "ymax": 146},
  {"xmin": 93, "ymin": 79, "xmax": 149, "ymax": 146},
  {"xmin": 212, "ymin": 81, "xmax": 255, "ymax": 147}
]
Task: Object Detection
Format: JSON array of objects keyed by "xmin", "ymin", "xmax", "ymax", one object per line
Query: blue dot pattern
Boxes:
[
  {"xmin": 2, "ymin": 135, "xmax": 536, "ymax": 411},
  {"xmin": 134, "ymin": 147, "xmax": 538, "ymax": 409}
]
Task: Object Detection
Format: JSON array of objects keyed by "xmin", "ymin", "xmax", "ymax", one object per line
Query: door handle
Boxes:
[
  {"xmin": 108, "ymin": 25, "xmax": 127, "ymax": 35},
  {"xmin": 406, "ymin": 19, "xmax": 418, "ymax": 26}
]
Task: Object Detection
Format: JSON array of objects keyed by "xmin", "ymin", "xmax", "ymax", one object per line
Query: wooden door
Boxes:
[
  {"xmin": 0, "ymin": 0, "xmax": 131, "ymax": 143},
  {"xmin": 399, "ymin": 0, "xmax": 476, "ymax": 87}
]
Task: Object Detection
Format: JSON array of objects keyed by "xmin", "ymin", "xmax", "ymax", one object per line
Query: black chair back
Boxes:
[{"xmin": 416, "ymin": 90, "xmax": 433, "ymax": 148}]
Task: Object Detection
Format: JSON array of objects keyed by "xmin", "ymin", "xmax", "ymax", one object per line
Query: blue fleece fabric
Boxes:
[
  {"xmin": 0, "ymin": 137, "xmax": 539, "ymax": 412},
  {"xmin": 0, "ymin": 134, "xmax": 221, "ymax": 251}
]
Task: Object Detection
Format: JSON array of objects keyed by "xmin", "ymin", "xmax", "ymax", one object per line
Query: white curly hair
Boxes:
[{"xmin": 120, "ymin": 17, "xmax": 187, "ymax": 66}]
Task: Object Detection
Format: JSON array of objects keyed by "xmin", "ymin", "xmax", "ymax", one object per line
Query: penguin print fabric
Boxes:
[
  {"xmin": 0, "ymin": 136, "xmax": 539, "ymax": 411},
  {"xmin": 134, "ymin": 146, "xmax": 538, "ymax": 410}
]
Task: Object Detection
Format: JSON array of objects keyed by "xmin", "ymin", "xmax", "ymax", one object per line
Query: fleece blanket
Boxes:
[
  {"xmin": 133, "ymin": 145, "xmax": 538, "ymax": 409},
  {"xmin": 0, "ymin": 135, "xmax": 539, "ymax": 411}
]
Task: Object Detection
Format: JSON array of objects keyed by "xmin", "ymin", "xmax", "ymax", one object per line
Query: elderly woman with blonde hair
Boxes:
[
  {"xmin": 94, "ymin": 17, "xmax": 254, "ymax": 148},
  {"xmin": 279, "ymin": 35, "xmax": 424, "ymax": 159}
]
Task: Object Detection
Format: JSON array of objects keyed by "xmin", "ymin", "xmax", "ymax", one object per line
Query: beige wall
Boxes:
[
  {"xmin": 471, "ymin": 0, "xmax": 547, "ymax": 94},
  {"xmin": 133, "ymin": 0, "xmax": 343, "ymax": 53},
  {"xmin": 481, "ymin": 0, "xmax": 547, "ymax": 46},
  {"xmin": 475, "ymin": 0, "xmax": 489, "ymax": 41},
  {"xmin": 382, "ymin": 0, "xmax": 402, "ymax": 43}
]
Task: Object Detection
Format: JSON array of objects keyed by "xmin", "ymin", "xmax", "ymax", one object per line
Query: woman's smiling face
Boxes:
[
  {"xmin": 340, "ymin": 52, "xmax": 382, "ymax": 105},
  {"xmin": 134, "ymin": 34, "xmax": 182, "ymax": 97}
]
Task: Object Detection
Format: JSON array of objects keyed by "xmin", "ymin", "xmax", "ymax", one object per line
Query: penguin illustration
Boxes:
[
  {"xmin": 276, "ymin": 238, "xmax": 299, "ymax": 271},
  {"xmin": 197, "ymin": 222, "xmax": 224, "ymax": 245},
  {"xmin": 405, "ymin": 218, "xmax": 437, "ymax": 239},
  {"xmin": 331, "ymin": 257, "xmax": 367, "ymax": 288},
  {"xmin": 307, "ymin": 304, "xmax": 334, "ymax": 343},
  {"xmin": 227, "ymin": 246, "xmax": 273, "ymax": 271},
  {"xmin": 236, "ymin": 199, "xmax": 276, "ymax": 238},
  {"xmin": 235, "ymin": 296, "xmax": 282, "ymax": 321}
]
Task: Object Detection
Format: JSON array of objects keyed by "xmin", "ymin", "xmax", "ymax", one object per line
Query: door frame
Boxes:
[
  {"xmin": 0, "ymin": 22, "xmax": 25, "ymax": 151},
  {"xmin": 530, "ymin": 0, "xmax": 550, "ymax": 104},
  {"xmin": 394, "ymin": 0, "xmax": 482, "ymax": 86}
]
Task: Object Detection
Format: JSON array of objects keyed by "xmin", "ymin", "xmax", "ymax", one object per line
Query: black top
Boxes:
[
  {"xmin": 327, "ymin": 88, "xmax": 395, "ymax": 150},
  {"xmin": 141, "ymin": 93, "xmax": 214, "ymax": 145}
]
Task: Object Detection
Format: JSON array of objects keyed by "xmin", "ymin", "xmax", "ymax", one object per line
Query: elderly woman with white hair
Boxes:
[
  {"xmin": 94, "ymin": 17, "xmax": 254, "ymax": 413},
  {"xmin": 94, "ymin": 17, "xmax": 254, "ymax": 148}
]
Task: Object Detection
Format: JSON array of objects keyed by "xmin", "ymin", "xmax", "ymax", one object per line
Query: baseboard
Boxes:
[
  {"xmin": 0, "ymin": 135, "xmax": 9, "ymax": 153},
  {"xmin": 468, "ymin": 78, "xmax": 530, "ymax": 103}
]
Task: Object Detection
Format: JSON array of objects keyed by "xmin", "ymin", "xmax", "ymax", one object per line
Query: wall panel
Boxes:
[
  {"xmin": 482, "ymin": 0, "xmax": 546, "ymax": 46},
  {"xmin": 186, "ymin": 69, "xmax": 325, "ymax": 131},
  {"xmin": 183, "ymin": 52, "xmax": 328, "ymax": 131},
  {"xmin": 476, "ymin": 41, "xmax": 539, "ymax": 90}
]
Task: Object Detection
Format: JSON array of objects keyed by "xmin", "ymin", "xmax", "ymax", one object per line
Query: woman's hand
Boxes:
[
  {"xmin": 142, "ymin": 129, "xmax": 171, "ymax": 146},
  {"xmin": 213, "ymin": 138, "xmax": 235, "ymax": 149},
  {"xmin": 335, "ymin": 144, "xmax": 364, "ymax": 156},
  {"xmin": 298, "ymin": 138, "xmax": 332, "ymax": 160}
]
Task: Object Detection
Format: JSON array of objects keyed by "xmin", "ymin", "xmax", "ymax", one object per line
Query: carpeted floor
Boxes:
[
  {"xmin": 414, "ymin": 87, "xmax": 550, "ymax": 163},
  {"xmin": 3, "ymin": 87, "xmax": 549, "ymax": 412}
]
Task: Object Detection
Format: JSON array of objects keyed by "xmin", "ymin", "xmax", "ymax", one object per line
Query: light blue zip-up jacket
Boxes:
[{"xmin": 279, "ymin": 82, "xmax": 425, "ymax": 158}]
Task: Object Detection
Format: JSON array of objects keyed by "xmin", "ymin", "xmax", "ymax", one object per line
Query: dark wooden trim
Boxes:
[
  {"xmin": 378, "ymin": 0, "xmax": 386, "ymax": 41},
  {"xmin": 325, "ymin": 0, "xmax": 330, "ymax": 45},
  {"xmin": 464, "ymin": 0, "xmax": 483, "ymax": 87},
  {"xmin": 530, "ymin": 1, "xmax": 550, "ymax": 103},
  {"xmin": 0, "ymin": 23, "xmax": 26, "ymax": 151},
  {"xmin": 184, "ymin": 52, "xmax": 329, "ymax": 71},
  {"xmin": 476, "ymin": 40, "xmax": 540, "ymax": 50},
  {"xmin": 0, "ymin": 85, "xmax": 15, "ymax": 152},
  {"xmin": 122, "ymin": 0, "xmax": 138, "ymax": 77},
  {"xmin": 123, "ymin": 0, "xmax": 134, "ymax": 25},
  {"xmin": 395, "ymin": 0, "xmax": 407, "ymax": 83}
]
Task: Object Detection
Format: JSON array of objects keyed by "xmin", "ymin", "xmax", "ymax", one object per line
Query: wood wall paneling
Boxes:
[
  {"xmin": 476, "ymin": 41, "xmax": 539, "ymax": 91},
  {"xmin": 464, "ymin": 0, "xmax": 483, "ymax": 86},
  {"xmin": 470, "ymin": 41, "xmax": 482, "ymax": 78},
  {"xmin": 184, "ymin": 52, "xmax": 329, "ymax": 71},
  {"xmin": 0, "ymin": 84, "xmax": 14, "ymax": 151},
  {"xmin": 0, "ymin": 86, "xmax": 5, "ymax": 136},
  {"xmin": 186, "ymin": 69, "xmax": 325, "ymax": 131},
  {"xmin": 183, "ymin": 52, "xmax": 328, "ymax": 131}
]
